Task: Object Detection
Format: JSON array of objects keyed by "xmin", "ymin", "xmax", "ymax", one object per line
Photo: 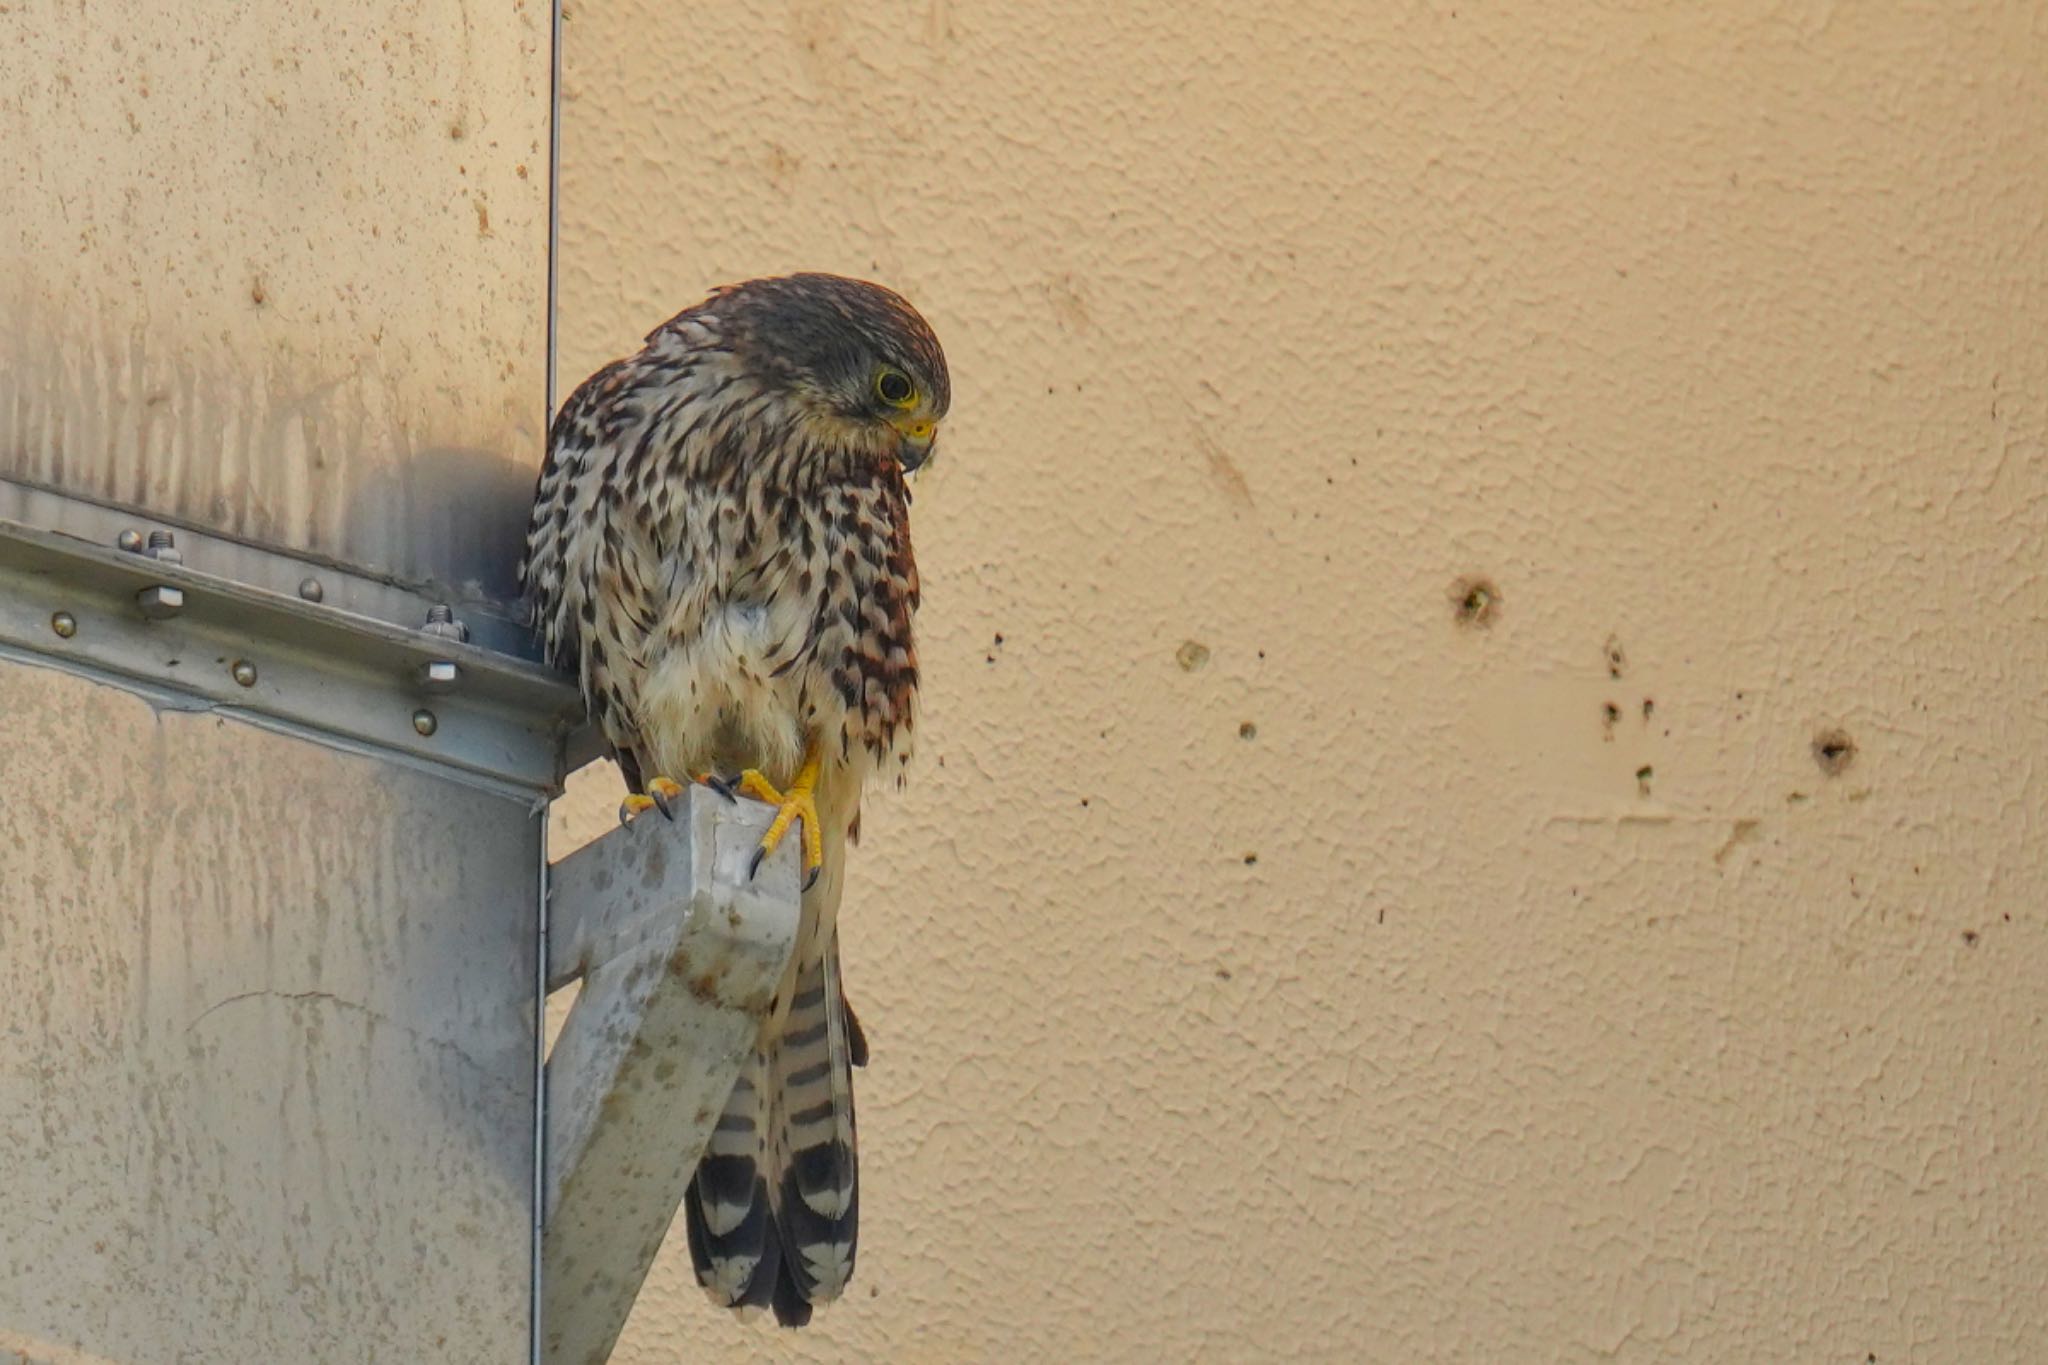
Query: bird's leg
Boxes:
[
  {"xmin": 617, "ymin": 775, "xmax": 688, "ymax": 826},
  {"xmin": 732, "ymin": 748, "xmax": 824, "ymax": 891}
]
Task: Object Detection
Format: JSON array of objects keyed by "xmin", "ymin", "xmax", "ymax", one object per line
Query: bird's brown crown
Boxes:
[{"xmin": 691, "ymin": 273, "xmax": 950, "ymax": 422}]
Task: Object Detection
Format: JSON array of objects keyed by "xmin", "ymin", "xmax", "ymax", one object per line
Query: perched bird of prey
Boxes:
[{"xmin": 521, "ymin": 273, "xmax": 947, "ymax": 1325}]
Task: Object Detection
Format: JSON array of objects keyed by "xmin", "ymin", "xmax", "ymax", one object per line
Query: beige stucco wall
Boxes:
[{"xmin": 553, "ymin": 2, "xmax": 2048, "ymax": 1360}]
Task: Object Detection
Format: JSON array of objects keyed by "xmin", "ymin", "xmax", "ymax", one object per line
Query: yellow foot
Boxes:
[
  {"xmin": 617, "ymin": 775, "xmax": 687, "ymax": 827},
  {"xmin": 730, "ymin": 759, "xmax": 824, "ymax": 891}
]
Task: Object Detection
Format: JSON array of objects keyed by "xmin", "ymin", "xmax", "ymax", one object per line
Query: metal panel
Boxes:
[
  {"xmin": 0, "ymin": 0, "xmax": 551, "ymax": 610},
  {"xmin": 0, "ymin": 656, "xmax": 538, "ymax": 1363}
]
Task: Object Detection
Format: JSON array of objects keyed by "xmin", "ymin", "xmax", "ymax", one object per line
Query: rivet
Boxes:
[
  {"xmin": 231, "ymin": 660, "xmax": 258, "ymax": 687},
  {"xmin": 116, "ymin": 529, "xmax": 145, "ymax": 553},
  {"xmin": 298, "ymin": 577, "xmax": 325, "ymax": 603},
  {"xmin": 50, "ymin": 611, "xmax": 77, "ymax": 638},
  {"xmin": 412, "ymin": 708, "xmax": 438, "ymax": 737}
]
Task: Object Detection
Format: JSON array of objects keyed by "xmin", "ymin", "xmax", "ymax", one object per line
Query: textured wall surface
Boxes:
[
  {"xmin": 553, "ymin": 1, "xmax": 2048, "ymax": 1360},
  {"xmin": 0, "ymin": 660, "xmax": 538, "ymax": 1363},
  {"xmin": 1, "ymin": 0, "xmax": 549, "ymax": 604}
]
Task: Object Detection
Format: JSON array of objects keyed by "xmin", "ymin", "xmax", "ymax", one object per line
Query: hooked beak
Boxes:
[{"xmin": 894, "ymin": 417, "xmax": 937, "ymax": 473}]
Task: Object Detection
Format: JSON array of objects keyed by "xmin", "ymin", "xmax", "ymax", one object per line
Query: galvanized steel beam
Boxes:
[
  {"xmin": 0, "ymin": 476, "xmax": 542, "ymax": 660},
  {"xmin": 0, "ymin": 510, "xmax": 587, "ymax": 794},
  {"xmin": 540, "ymin": 786, "xmax": 802, "ymax": 1365}
]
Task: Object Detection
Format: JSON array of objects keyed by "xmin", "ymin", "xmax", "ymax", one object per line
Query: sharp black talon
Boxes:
[
  {"xmin": 802, "ymin": 865, "xmax": 821, "ymax": 893},
  {"xmin": 651, "ymin": 787, "xmax": 679, "ymax": 821},
  {"xmin": 747, "ymin": 845, "xmax": 766, "ymax": 881},
  {"xmin": 705, "ymin": 774, "xmax": 739, "ymax": 804}
]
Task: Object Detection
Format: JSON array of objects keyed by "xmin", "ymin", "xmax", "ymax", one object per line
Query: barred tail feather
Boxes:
[
  {"xmin": 770, "ymin": 934, "xmax": 859, "ymax": 1316},
  {"xmin": 683, "ymin": 1055, "xmax": 781, "ymax": 1314},
  {"xmin": 684, "ymin": 936, "xmax": 859, "ymax": 1326}
]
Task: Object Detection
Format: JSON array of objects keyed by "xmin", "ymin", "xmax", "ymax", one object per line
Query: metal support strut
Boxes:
[{"xmin": 540, "ymin": 785, "xmax": 803, "ymax": 1365}]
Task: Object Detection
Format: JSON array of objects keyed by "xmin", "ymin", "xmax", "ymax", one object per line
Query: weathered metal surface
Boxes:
[
  {"xmin": 0, "ymin": 478, "xmax": 541, "ymax": 660},
  {"xmin": 0, "ymin": 0, "xmax": 551, "ymax": 610},
  {"xmin": 0, "ymin": 655, "xmax": 541, "ymax": 1363},
  {"xmin": 0, "ymin": 514, "xmax": 583, "ymax": 794},
  {"xmin": 542, "ymin": 787, "xmax": 802, "ymax": 1365}
]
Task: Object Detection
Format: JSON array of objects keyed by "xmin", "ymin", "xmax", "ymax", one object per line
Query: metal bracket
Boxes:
[
  {"xmin": 541, "ymin": 785, "xmax": 802, "ymax": 1365},
  {"xmin": 0, "ymin": 511, "xmax": 590, "ymax": 793},
  {"xmin": 0, "ymin": 474, "xmax": 541, "ymax": 658}
]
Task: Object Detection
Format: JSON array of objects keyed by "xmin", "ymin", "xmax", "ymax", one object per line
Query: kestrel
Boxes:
[{"xmin": 522, "ymin": 273, "xmax": 947, "ymax": 1325}]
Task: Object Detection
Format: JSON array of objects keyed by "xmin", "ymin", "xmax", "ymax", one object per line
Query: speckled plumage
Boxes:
[{"xmin": 521, "ymin": 274, "xmax": 947, "ymax": 1325}]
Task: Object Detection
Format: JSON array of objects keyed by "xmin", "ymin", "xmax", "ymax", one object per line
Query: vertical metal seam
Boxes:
[
  {"xmin": 533, "ymin": 3, "xmax": 564, "ymax": 1361},
  {"xmin": 532, "ymin": 809, "xmax": 551, "ymax": 1365},
  {"xmin": 544, "ymin": 0, "xmax": 564, "ymax": 425}
]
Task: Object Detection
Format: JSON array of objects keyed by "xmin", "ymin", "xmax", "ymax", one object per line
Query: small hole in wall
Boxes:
[
  {"xmin": 1813, "ymin": 728, "xmax": 1857, "ymax": 776},
  {"xmin": 1450, "ymin": 576, "xmax": 1500, "ymax": 628}
]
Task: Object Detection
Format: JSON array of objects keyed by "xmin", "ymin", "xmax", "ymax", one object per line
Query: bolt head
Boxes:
[
  {"xmin": 298, "ymin": 577, "xmax": 325, "ymax": 603},
  {"xmin": 419, "ymin": 660, "xmax": 461, "ymax": 693},
  {"xmin": 411, "ymin": 708, "xmax": 439, "ymax": 737},
  {"xmin": 50, "ymin": 611, "xmax": 77, "ymax": 639},
  {"xmin": 136, "ymin": 584, "xmax": 184, "ymax": 619},
  {"xmin": 231, "ymin": 659, "xmax": 258, "ymax": 687},
  {"xmin": 116, "ymin": 529, "xmax": 144, "ymax": 553}
]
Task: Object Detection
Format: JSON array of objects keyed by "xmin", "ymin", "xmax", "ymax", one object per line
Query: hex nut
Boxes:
[
  {"xmin": 136, "ymin": 585, "xmax": 185, "ymax": 619},
  {"xmin": 419, "ymin": 660, "xmax": 461, "ymax": 693}
]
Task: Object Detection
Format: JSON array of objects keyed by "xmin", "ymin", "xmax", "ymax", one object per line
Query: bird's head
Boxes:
[{"xmin": 711, "ymin": 273, "xmax": 950, "ymax": 473}]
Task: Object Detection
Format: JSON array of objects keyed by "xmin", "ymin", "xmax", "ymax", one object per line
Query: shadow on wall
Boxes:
[{"xmin": 345, "ymin": 443, "xmax": 537, "ymax": 608}]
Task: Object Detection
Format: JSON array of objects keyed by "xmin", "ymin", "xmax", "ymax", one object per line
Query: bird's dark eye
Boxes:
[{"xmin": 875, "ymin": 368, "xmax": 916, "ymax": 407}]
